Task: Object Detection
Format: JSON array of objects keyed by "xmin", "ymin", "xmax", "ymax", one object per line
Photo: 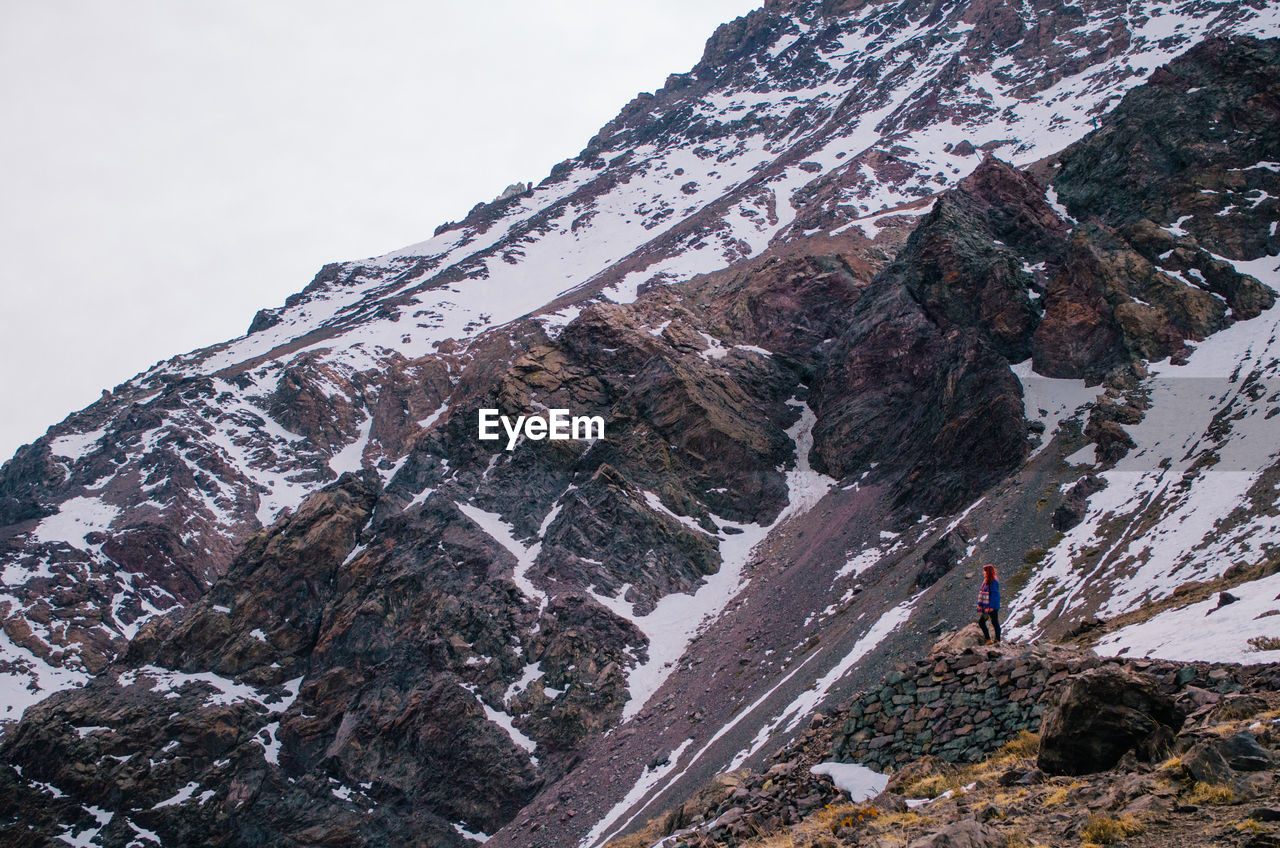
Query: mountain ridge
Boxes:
[{"xmin": 0, "ymin": 2, "xmax": 1278, "ymax": 846}]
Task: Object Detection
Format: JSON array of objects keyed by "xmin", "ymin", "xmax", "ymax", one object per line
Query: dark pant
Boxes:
[{"xmin": 978, "ymin": 610, "xmax": 1001, "ymax": 642}]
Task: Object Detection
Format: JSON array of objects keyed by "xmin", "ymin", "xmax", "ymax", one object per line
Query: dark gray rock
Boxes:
[
  {"xmin": 907, "ymin": 819, "xmax": 1006, "ymax": 848},
  {"xmin": 1220, "ymin": 731, "xmax": 1276, "ymax": 772},
  {"xmin": 1038, "ymin": 665, "xmax": 1184, "ymax": 775},
  {"xmin": 917, "ymin": 529, "xmax": 971, "ymax": 589},
  {"xmin": 1208, "ymin": 694, "xmax": 1268, "ymax": 722},
  {"xmin": 1052, "ymin": 474, "xmax": 1106, "ymax": 531},
  {"xmin": 1184, "ymin": 739, "xmax": 1235, "ymax": 785}
]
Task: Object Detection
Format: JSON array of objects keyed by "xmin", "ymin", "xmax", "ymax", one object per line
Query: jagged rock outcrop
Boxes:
[
  {"xmin": 0, "ymin": 474, "xmax": 391, "ymax": 847},
  {"xmin": 1052, "ymin": 474, "xmax": 1105, "ymax": 531},
  {"xmin": 1054, "ymin": 36, "xmax": 1280, "ymax": 263},
  {"xmin": 810, "ymin": 160, "xmax": 1038, "ymax": 514},
  {"xmin": 899, "ymin": 158, "xmax": 1068, "ymax": 363}
]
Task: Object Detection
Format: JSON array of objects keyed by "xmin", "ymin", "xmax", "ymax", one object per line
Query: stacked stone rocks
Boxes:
[{"xmin": 829, "ymin": 643, "xmax": 1279, "ymax": 771}]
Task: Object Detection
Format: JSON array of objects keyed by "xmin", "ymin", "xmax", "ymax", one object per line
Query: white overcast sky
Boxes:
[{"xmin": 0, "ymin": 0, "xmax": 760, "ymax": 460}]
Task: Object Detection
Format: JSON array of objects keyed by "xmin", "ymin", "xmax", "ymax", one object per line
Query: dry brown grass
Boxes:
[
  {"xmin": 863, "ymin": 809, "xmax": 932, "ymax": 844},
  {"xmin": 966, "ymin": 732, "xmax": 1041, "ymax": 785},
  {"xmin": 870, "ymin": 810, "xmax": 927, "ymax": 829},
  {"xmin": 997, "ymin": 731, "xmax": 1041, "ymax": 759},
  {"xmin": 1041, "ymin": 780, "xmax": 1085, "ymax": 807},
  {"xmin": 715, "ymin": 802, "xmax": 888, "ymax": 848},
  {"xmin": 1004, "ymin": 828, "xmax": 1053, "ymax": 848},
  {"xmin": 1154, "ymin": 755, "xmax": 1187, "ymax": 784},
  {"xmin": 827, "ymin": 804, "xmax": 880, "ymax": 830},
  {"xmin": 1247, "ymin": 635, "xmax": 1280, "ymax": 651},
  {"xmin": 1078, "ymin": 814, "xmax": 1145, "ymax": 844},
  {"xmin": 900, "ymin": 731, "xmax": 1041, "ymax": 801},
  {"xmin": 901, "ymin": 772, "xmax": 964, "ymax": 799},
  {"xmin": 1186, "ymin": 781, "xmax": 1236, "ymax": 805}
]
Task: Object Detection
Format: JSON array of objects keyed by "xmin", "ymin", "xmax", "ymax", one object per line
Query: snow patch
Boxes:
[
  {"xmin": 30, "ymin": 497, "xmax": 120, "ymax": 546},
  {"xmin": 328, "ymin": 416, "xmax": 373, "ymax": 475},
  {"xmin": 580, "ymin": 739, "xmax": 693, "ymax": 848},
  {"xmin": 463, "ymin": 683, "xmax": 538, "ymax": 757},
  {"xmin": 48, "ymin": 428, "xmax": 106, "ymax": 461},
  {"xmin": 457, "ymin": 503, "xmax": 549, "ymax": 614},
  {"xmin": 154, "ymin": 781, "xmax": 201, "ymax": 808},
  {"xmin": 1095, "ymin": 570, "xmax": 1280, "ymax": 664},
  {"xmin": 810, "ymin": 762, "xmax": 889, "ymax": 801},
  {"xmin": 453, "ymin": 822, "xmax": 492, "ymax": 843},
  {"xmin": 1010, "ymin": 361, "xmax": 1102, "ymax": 458}
]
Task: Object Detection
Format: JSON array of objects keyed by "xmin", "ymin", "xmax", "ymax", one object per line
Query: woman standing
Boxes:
[{"xmin": 977, "ymin": 564, "xmax": 1001, "ymax": 644}]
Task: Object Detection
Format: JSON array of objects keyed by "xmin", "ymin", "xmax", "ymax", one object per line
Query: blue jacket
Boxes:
[{"xmin": 978, "ymin": 579, "xmax": 1000, "ymax": 612}]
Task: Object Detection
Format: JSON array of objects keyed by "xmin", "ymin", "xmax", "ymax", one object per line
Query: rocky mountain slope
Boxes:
[
  {"xmin": 0, "ymin": 1, "xmax": 1278, "ymax": 846},
  {"xmin": 602, "ymin": 638, "xmax": 1280, "ymax": 848},
  {"xmin": 2, "ymin": 0, "xmax": 1274, "ymax": 711}
]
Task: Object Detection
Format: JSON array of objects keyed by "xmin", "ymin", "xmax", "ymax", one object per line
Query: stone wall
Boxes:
[{"xmin": 829, "ymin": 642, "xmax": 1280, "ymax": 771}]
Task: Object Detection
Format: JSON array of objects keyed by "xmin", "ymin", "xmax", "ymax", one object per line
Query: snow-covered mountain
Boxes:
[{"xmin": 0, "ymin": 0, "xmax": 1278, "ymax": 846}]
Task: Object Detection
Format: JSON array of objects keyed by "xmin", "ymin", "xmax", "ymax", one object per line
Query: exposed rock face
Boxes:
[
  {"xmin": 0, "ymin": 5, "xmax": 1277, "ymax": 848},
  {"xmin": 1054, "ymin": 36, "xmax": 1280, "ymax": 262},
  {"xmin": 0, "ymin": 474, "xmax": 389, "ymax": 846},
  {"xmin": 812, "ymin": 275, "xmax": 1029, "ymax": 516},
  {"xmin": 2, "ymin": 0, "xmax": 1273, "ymax": 709},
  {"xmin": 1038, "ymin": 665, "xmax": 1184, "ymax": 776},
  {"xmin": 916, "ymin": 529, "xmax": 970, "ymax": 589},
  {"xmin": 1025, "ymin": 38, "xmax": 1280, "ymax": 379},
  {"xmin": 1032, "ymin": 222, "xmax": 1229, "ymax": 377},
  {"xmin": 0, "ymin": 442, "xmax": 58, "ymax": 526},
  {"xmin": 1052, "ymin": 474, "xmax": 1106, "ymax": 531},
  {"xmin": 900, "ymin": 158, "xmax": 1067, "ymax": 363},
  {"xmin": 0, "ymin": 473, "xmax": 555, "ymax": 846},
  {"xmin": 809, "ymin": 159, "xmax": 1048, "ymax": 515}
]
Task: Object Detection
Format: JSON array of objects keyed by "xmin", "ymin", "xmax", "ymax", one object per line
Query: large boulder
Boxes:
[
  {"xmin": 930, "ymin": 624, "xmax": 986, "ymax": 656},
  {"xmin": 1037, "ymin": 665, "xmax": 1184, "ymax": 775},
  {"xmin": 907, "ymin": 820, "xmax": 1006, "ymax": 848},
  {"xmin": 1183, "ymin": 731, "xmax": 1277, "ymax": 800}
]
